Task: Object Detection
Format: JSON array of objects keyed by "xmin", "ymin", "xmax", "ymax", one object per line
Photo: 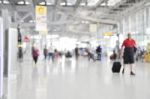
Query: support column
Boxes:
[
  {"xmin": 0, "ymin": 17, "xmax": 4, "ymax": 98},
  {"xmin": 8, "ymin": 28, "xmax": 18, "ymax": 78},
  {"xmin": 2, "ymin": 9, "xmax": 10, "ymax": 77}
]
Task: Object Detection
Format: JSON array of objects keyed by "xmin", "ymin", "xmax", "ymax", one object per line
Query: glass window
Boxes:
[{"xmin": 130, "ymin": 14, "xmax": 136, "ymax": 33}]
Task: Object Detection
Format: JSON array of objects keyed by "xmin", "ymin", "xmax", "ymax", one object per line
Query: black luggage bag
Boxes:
[{"xmin": 112, "ymin": 61, "xmax": 121, "ymax": 73}]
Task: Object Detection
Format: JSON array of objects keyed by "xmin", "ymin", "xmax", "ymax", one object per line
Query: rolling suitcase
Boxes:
[{"xmin": 112, "ymin": 61, "xmax": 121, "ymax": 73}]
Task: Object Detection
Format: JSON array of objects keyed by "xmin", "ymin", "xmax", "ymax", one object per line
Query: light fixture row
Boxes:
[
  {"xmin": 0, "ymin": 0, "xmax": 121, "ymax": 6},
  {"xmin": 0, "ymin": 0, "xmax": 9, "ymax": 4}
]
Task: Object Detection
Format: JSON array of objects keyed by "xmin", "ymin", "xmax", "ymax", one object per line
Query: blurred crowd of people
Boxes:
[
  {"xmin": 17, "ymin": 33, "xmax": 150, "ymax": 76},
  {"xmin": 29, "ymin": 45, "xmax": 103, "ymax": 64}
]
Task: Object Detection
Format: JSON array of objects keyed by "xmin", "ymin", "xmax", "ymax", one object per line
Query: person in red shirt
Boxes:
[{"xmin": 121, "ymin": 33, "xmax": 136, "ymax": 75}]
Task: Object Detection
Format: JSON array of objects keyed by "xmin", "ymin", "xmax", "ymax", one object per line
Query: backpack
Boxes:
[{"xmin": 96, "ymin": 46, "xmax": 101, "ymax": 53}]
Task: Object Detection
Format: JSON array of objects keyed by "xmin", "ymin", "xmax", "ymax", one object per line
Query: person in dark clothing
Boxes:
[
  {"xmin": 32, "ymin": 47, "xmax": 39, "ymax": 64},
  {"xmin": 96, "ymin": 45, "xmax": 102, "ymax": 60},
  {"xmin": 121, "ymin": 33, "xmax": 136, "ymax": 75},
  {"xmin": 65, "ymin": 51, "xmax": 72, "ymax": 58},
  {"xmin": 86, "ymin": 48, "xmax": 95, "ymax": 61},
  {"xmin": 43, "ymin": 47, "xmax": 48, "ymax": 60},
  {"xmin": 110, "ymin": 50, "xmax": 117, "ymax": 60},
  {"xmin": 48, "ymin": 46, "xmax": 54, "ymax": 62},
  {"xmin": 18, "ymin": 47, "xmax": 23, "ymax": 61},
  {"xmin": 75, "ymin": 47, "xmax": 79, "ymax": 60}
]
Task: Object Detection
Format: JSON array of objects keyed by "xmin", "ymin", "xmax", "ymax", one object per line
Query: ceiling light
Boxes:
[
  {"xmin": 3, "ymin": 0, "xmax": 9, "ymax": 4},
  {"xmin": 17, "ymin": 1, "xmax": 30, "ymax": 5},
  {"xmin": 87, "ymin": 0, "xmax": 99, "ymax": 6},
  {"xmin": 60, "ymin": 2, "xmax": 66, "ymax": 6},
  {"xmin": 17, "ymin": 1, "xmax": 24, "ymax": 5},
  {"xmin": 85, "ymin": 21, "xmax": 89, "ymax": 24},
  {"xmin": 107, "ymin": 0, "xmax": 121, "ymax": 6},
  {"xmin": 29, "ymin": 20, "xmax": 35, "ymax": 23},
  {"xmin": 80, "ymin": 3, "xmax": 86, "ymax": 6},
  {"xmin": 101, "ymin": 2, "xmax": 106, "ymax": 6},
  {"xmin": 81, "ymin": 21, "xmax": 89, "ymax": 24},
  {"xmin": 25, "ymin": 2, "xmax": 30, "ymax": 5},
  {"xmin": 0, "ymin": 1, "xmax": 2, "ymax": 3},
  {"xmin": 47, "ymin": 2, "xmax": 53, "ymax": 5},
  {"xmin": 39, "ymin": 2, "xmax": 45, "ymax": 5},
  {"xmin": 67, "ymin": 2, "xmax": 73, "ymax": 6}
]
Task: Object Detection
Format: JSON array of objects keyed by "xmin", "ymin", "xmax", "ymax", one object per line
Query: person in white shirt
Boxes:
[{"xmin": 48, "ymin": 46, "xmax": 54, "ymax": 61}]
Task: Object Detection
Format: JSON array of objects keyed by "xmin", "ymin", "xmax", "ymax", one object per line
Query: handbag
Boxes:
[{"xmin": 134, "ymin": 47, "xmax": 137, "ymax": 53}]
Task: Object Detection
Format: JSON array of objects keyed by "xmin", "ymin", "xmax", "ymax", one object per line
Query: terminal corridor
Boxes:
[
  {"xmin": 6, "ymin": 55, "xmax": 150, "ymax": 99},
  {"xmin": 1, "ymin": 0, "xmax": 150, "ymax": 99}
]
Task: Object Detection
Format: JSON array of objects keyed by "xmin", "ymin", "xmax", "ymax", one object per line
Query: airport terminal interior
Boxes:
[{"xmin": 1, "ymin": 0, "xmax": 150, "ymax": 99}]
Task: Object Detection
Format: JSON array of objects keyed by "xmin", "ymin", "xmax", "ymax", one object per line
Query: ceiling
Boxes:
[{"xmin": 0, "ymin": 0, "xmax": 150, "ymax": 38}]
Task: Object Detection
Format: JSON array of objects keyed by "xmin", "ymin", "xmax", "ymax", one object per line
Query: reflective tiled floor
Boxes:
[{"xmin": 5, "ymin": 56, "xmax": 150, "ymax": 99}]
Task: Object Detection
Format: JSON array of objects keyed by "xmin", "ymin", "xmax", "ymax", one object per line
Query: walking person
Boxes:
[
  {"xmin": 96, "ymin": 45, "xmax": 102, "ymax": 60},
  {"xmin": 18, "ymin": 47, "xmax": 23, "ymax": 62},
  {"xmin": 75, "ymin": 46, "xmax": 79, "ymax": 60},
  {"xmin": 32, "ymin": 47, "xmax": 39, "ymax": 64},
  {"xmin": 43, "ymin": 46, "xmax": 48, "ymax": 60},
  {"xmin": 54, "ymin": 49, "xmax": 59, "ymax": 60},
  {"xmin": 121, "ymin": 33, "xmax": 136, "ymax": 75},
  {"xmin": 86, "ymin": 48, "xmax": 95, "ymax": 61},
  {"xmin": 48, "ymin": 46, "xmax": 54, "ymax": 62}
]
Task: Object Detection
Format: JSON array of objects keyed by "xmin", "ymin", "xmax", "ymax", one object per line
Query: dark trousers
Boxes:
[
  {"xmin": 44, "ymin": 54, "xmax": 47, "ymax": 60},
  {"xmin": 97, "ymin": 53, "xmax": 101, "ymax": 60},
  {"xmin": 33, "ymin": 57, "xmax": 38, "ymax": 64},
  {"xmin": 88, "ymin": 53, "xmax": 95, "ymax": 61},
  {"xmin": 49, "ymin": 53, "xmax": 54, "ymax": 61}
]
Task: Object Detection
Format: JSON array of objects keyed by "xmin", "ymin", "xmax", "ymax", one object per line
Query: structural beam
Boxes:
[
  {"xmin": 74, "ymin": 0, "xmax": 82, "ymax": 9},
  {"xmin": 120, "ymin": 0, "xmax": 149, "ymax": 19},
  {"xmin": 27, "ymin": 0, "xmax": 36, "ymax": 20},
  {"xmin": 18, "ymin": 12, "xmax": 32, "ymax": 22},
  {"xmin": 91, "ymin": 0, "xmax": 107, "ymax": 8}
]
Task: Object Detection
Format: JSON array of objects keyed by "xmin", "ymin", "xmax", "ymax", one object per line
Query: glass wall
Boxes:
[{"xmin": 119, "ymin": 5, "xmax": 150, "ymax": 47}]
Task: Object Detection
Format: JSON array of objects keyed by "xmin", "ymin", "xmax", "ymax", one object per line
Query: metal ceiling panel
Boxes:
[
  {"xmin": 107, "ymin": 0, "xmax": 122, "ymax": 6},
  {"xmin": 67, "ymin": 0, "xmax": 77, "ymax": 5},
  {"xmin": 46, "ymin": 0, "xmax": 55, "ymax": 4},
  {"xmin": 87, "ymin": 0, "xmax": 100, "ymax": 6},
  {"xmin": 5, "ymin": 0, "xmax": 148, "ymax": 37}
]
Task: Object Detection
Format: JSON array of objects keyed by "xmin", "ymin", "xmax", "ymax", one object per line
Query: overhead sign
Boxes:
[
  {"xmin": 103, "ymin": 32, "xmax": 113, "ymax": 36},
  {"xmin": 0, "ymin": 17, "xmax": 3, "ymax": 98},
  {"xmin": 35, "ymin": 6, "xmax": 47, "ymax": 33}
]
